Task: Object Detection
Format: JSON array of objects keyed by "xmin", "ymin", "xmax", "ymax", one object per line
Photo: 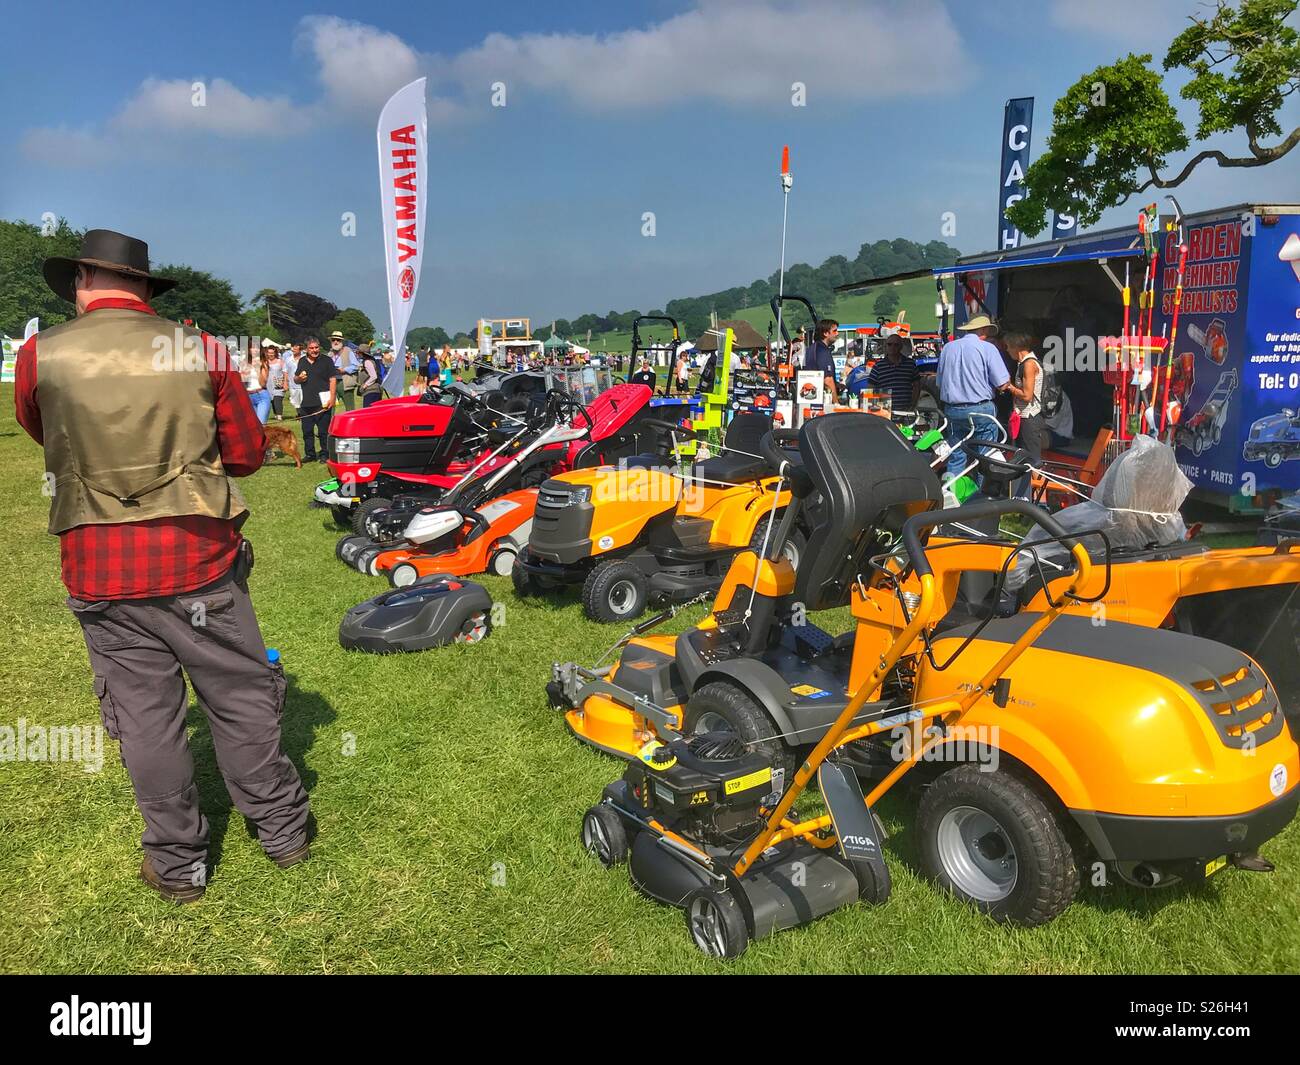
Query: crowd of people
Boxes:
[{"xmin": 762, "ymin": 315, "xmax": 1074, "ymax": 500}]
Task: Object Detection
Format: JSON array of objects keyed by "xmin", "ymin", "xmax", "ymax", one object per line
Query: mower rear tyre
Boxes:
[
  {"xmin": 750, "ymin": 515, "xmax": 807, "ymax": 571},
  {"xmin": 336, "ymin": 534, "xmax": 371, "ymax": 564},
  {"xmin": 684, "ymin": 889, "xmax": 749, "ymax": 960},
  {"xmin": 582, "ymin": 561, "xmax": 649, "ymax": 623},
  {"xmin": 354, "ymin": 545, "xmax": 384, "ymax": 576},
  {"xmin": 352, "ymin": 496, "xmax": 393, "ymax": 537},
  {"xmin": 682, "ymin": 682, "xmax": 792, "ymax": 782},
  {"xmin": 453, "ymin": 610, "xmax": 491, "ymax": 645},
  {"xmin": 916, "ymin": 765, "xmax": 1079, "ymax": 926},
  {"xmin": 580, "ymin": 805, "xmax": 628, "ymax": 868}
]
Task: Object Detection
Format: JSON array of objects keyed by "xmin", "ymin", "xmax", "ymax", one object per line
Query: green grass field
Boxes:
[{"xmin": 1, "ymin": 384, "xmax": 1298, "ymax": 974}]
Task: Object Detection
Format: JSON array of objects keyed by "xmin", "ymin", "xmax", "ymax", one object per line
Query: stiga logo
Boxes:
[
  {"xmin": 841, "ymin": 834, "xmax": 877, "ymax": 850},
  {"xmin": 49, "ymin": 996, "xmax": 151, "ymax": 1045}
]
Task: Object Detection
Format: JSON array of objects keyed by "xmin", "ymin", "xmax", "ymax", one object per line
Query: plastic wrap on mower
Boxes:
[{"xmin": 339, "ymin": 579, "xmax": 494, "ymax": 653}]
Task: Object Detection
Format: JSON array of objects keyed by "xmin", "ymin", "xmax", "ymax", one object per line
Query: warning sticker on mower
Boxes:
[
  {"xmin": 724, "ymin": 767, "xmax": 772, "ymax": 795},
  {"xmin": 791, "ymin": 684, "xmax": 830, "ymax": 699}
]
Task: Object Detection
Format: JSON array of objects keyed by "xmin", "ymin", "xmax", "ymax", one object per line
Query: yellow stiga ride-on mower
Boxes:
[
  {"xmin": 942, "ymin": 437, "xmax": 1300, "ymax": 731},
  {"xmin": 514, "ymin": 412, "xmax": 802, "ymax": 623},
  {"xmin": 553, "ymin": 414, "xmax": 1299, "ymax": 957}
]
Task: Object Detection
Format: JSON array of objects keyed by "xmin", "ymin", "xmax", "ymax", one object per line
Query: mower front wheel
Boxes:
[
  {"xmin": 916, "ymin": 765, "xmax": 1078, "ymax": 927},
  {"xmin": 684, "ymin": 888, "xmax": 749, "ymax": 960},
  {"xmin": 580, "ymin": 804, "xmax": 628, "ymax": 868},
  {"xmin": 354, "ymin": 545, "xmax": 385, "ymax": 576},
  {"xmin": 388, "ymin": 562, "xmax": 420, "ymax": 588},
  {"xmin": 488, "ymin": 547, "xmax": 517, "ymax": 577},
  {"xmin": 336, "ymin": 534, "xmax": 371, "ymax": 565},
  {"xmin": 582, "ymin": 561, "xmax": 649, "ymax": 623},
  {"xmin": 351, "ymin": 496, "xmax": 393, "ymax": 537},
  {"xmin": 329, "ymin": 503, "xmax": 353, "ymax": 527},
  {"xmin": 511, "ymin": 558, "xmax": 542, "ymax": 597}
]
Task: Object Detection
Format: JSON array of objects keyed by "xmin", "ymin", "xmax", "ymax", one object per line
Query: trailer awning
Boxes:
[
  {"xmin": 938, "ymin": 241, "xmax": 1143, "ymax": 276},
  {"xmin": 833, "ymin": 266, "xmax": 937, "ymax": 293}
]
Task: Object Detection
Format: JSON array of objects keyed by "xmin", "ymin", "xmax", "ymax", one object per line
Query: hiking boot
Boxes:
[
  {"xmin": 139, "ymin": 857, "xmax": 205, "ymax": 903},
  {"xmin": 271, "ymin": 843, "xmax": 311, "ymax": 869}
]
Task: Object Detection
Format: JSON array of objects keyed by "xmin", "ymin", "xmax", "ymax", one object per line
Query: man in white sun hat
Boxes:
[{"xmin": 935, "ymin": 314, "xmax": 1010, "ymax": 481}]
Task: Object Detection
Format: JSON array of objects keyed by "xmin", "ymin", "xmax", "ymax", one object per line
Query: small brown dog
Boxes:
[{"xmin": 263, "ymin": 424, "xmax": 304, "ymax": 468}]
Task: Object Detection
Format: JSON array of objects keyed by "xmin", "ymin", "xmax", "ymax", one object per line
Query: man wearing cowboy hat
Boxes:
[
  {"xmin": 13, "ymin": 229, "xmax": 312, "ymax": 903},
  {"xmin": 935, "ymin": 314, "xmax": 1010, "ymax": 481}
]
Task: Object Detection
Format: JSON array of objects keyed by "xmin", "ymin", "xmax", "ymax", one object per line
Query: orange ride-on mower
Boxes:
[
  {"xmin": 515, "ymin": 412, "xmax": 800, "ymax": 623},
  {"xmin": 946, "ymin": 438, "xmax": 1300, "ymax": 731},
  {"xmin": 552, "ymin": 415, "xmax": 1298, "ymax": 957}
]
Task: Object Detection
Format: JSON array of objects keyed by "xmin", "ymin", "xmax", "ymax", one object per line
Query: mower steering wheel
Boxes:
[
  {"xmin": 968, "ymin": 438, "xmax": 1033, "ymax": 481},
  {"xmin": 548, "ymin": 388, "xmax": 593, "ymax": 432}
]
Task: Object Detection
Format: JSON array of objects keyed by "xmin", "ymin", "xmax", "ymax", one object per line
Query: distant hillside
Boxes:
[
  {"xmin": 581, "ymin": 274, "xmax": 950, "ymax": 352},
  {"xmin": 408, "ymin": 236, "xmax": 960, "ymax": 352}
]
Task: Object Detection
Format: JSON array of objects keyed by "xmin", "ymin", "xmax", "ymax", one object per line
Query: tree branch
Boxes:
[{"xmin": 1137, "ymin": 125, "xmax": 1300, "ymax": 192}]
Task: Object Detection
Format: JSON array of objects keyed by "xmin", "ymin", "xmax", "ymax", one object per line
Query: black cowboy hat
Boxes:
[{"xmin": 43, "ymin": 229, "xmax": 178, "ymax": 303}]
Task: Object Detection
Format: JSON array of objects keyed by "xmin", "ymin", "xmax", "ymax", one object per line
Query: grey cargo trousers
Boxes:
[{"xmin": 68, "ymin": 571, "xmax": 311, "ymax": 886}]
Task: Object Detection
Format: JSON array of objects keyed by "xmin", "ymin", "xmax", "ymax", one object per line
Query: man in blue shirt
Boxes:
[
  {"xmin": 866, "ymin": 335, "xmax": 920, "ymax": 412},
  {"xmin": 807, "ymin": 319, "xmax": 840, "ymax": 403},
  {"xmin": 935, "ymin": 315, "xmax": 1010, "ymax": 481}
]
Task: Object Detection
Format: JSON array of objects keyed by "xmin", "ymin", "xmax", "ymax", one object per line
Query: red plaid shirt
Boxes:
[{"xmin": 14, "ymin": 298, "xmax": 266, "ymax": 600}]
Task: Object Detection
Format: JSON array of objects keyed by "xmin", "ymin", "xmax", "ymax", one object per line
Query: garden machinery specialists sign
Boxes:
[{"xmin": 1164, "ymin": 210, "xmax": 1300, "ymax": 496}]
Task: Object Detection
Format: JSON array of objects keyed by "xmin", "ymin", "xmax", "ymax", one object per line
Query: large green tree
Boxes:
[
  {"xmin": 874, "ymin": 289, "xmax": 902, "ymax": 317},
  {"xmin": 145, "ymin": 264, "xmax": 245, "ymax": 336},
  {"xmin": 323, "ymin": 307, "xmax": 376, "ymax": 343},
  {"xmin": 1007, "ymin": 0, "xmax": 1300, "ymax": 235},
  {"xmin": 407, "ymin": 325, "xmax": 451, "ymax": 349},
  {"xmin": 0, "ymin": 218, "xmax": 81, "ymax": 337}
]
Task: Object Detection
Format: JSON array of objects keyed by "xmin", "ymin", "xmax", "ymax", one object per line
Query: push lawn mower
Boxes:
[
  {"xmin": 555, "ymin": 414, "xmax": 1298, "ymax": 956},
  {"xmin": 515, "ymin": 412, "xmax": 801, "ymax": 623},
  {"xmin": 315, "ymin": 370, "xmax": 544, "ymax": 527},
  {"xmin": 360, "ymin": 390, "xmax": 612, "ymax": 585},
  {"xmin": 319, "ymin": 371, "xmax": 685, "ymax": 533},
  {"xmin": 336, "ymin": 388, "xmax": 624, "ymax": 579}
]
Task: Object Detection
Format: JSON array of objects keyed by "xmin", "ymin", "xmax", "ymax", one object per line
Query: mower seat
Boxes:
[
  {"xmin": 794, "ymin": 414, "xmax": 943, "ymax": 611},
  {"xmin": 691, "ymin": 412, "xmax": 773, "ymax": 485}
]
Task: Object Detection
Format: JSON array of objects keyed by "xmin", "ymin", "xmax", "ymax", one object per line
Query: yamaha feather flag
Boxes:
[{"xmin": 378, "ymin": 78, "xmax": 428, "ymax": 397}]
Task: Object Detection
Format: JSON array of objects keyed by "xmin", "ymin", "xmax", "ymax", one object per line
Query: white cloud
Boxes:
[
  {"xmin": 445, "ymin": 0, "xmax": 970, "ymax": 109},
  {"xmin": 296, "ymin": 15, "xmax": 426, "ymax": 113},
  {"xmin": 114, "ymin": 77, "xmax": 306, "ymax": 135},
  {"xmin": 21, "ymin": 3, "xmax": 972, "ymax": 166}
]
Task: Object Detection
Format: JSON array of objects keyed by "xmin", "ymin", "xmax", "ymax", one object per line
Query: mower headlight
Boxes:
[
  {"xmin": 566, "ymin": 485, "xmax": 592, "ymax": 505},
  {"xmin": 334, "ymin": 437, "xmax": 361, "ymax": 463}
]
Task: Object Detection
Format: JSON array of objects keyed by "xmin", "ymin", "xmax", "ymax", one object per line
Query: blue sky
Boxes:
[{"xmin": 3, "ymin": 0, "xmax": 1298, "ymax": 336}]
